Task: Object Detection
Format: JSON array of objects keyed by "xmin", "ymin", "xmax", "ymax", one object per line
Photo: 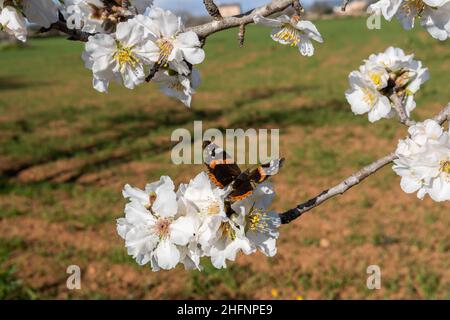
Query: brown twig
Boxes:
[
  {"xmin": 43, "ymin": 20, "xmax": 93, "ymax": 42},
  {"xmin": 390, "ymin": 93, "xmax": 417, "ymax": 127},
  {"xmin": 238, "ymin": 24, "xmax": 246, "ymax": 47},
  {"xmin": 188, "ymin": 0, "xmax": 297, "ymax": 40},
  {"xmin": 203, "ymin": 0, "xmax": 223, "ymax": 19},
  {"xmin": 293, "ymin": 0, "xmax": 304, "ymax": 15},
  {"xmin": 341, "ymin": 0, "xmax": 351, "ymax": 11}
]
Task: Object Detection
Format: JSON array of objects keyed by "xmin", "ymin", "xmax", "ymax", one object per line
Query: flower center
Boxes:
[
  {"xmin": 219, "ymin": 222, "xmax": 236, "ymax": 241},
  {"xmin": 369, "ymin": 73, "xmax": 382, "ymax": 87},
  {"xmin": 362, "ymin": 88, "xmax": 377, "ymax": 107},
  {"xmin": 273, "ymin": 25, "xmax": 301, "ymax": 46},
  {"xmin": 199, "ymin": 198, "xmax": 221, "ymax": 215},
  {"xmin": 402, "ymin": 0, "xmax": 426, "ymax": 17},
  {"xmin": 206, "ymin": 201, "xmax": 221, "ymax": 215},
  {"xmin": 247, "ymin": 211, "xmax": 269, "ymax": 233},
  {"xmin": 156, "ymin": 38, "xmax": 174, "ymax": 67},
  {"xmin": 154, "ymin": 218, "xmax": 171, "ymax": 239},
  {"xmin": 440, "ymin": 160, "xmax": 450, "ymax": 175},
  {"xmin": 114, "ymin": 42, "xmax": 140, "ymax": 68}
]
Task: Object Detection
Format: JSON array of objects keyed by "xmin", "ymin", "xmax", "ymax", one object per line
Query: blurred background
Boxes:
[{"xmin": 0, "ymin": 0, "xmax": 449, "ymax": 300}]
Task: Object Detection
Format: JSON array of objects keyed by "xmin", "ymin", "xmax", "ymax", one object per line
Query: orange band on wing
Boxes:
[
  {"xmin": 257, "ymin": 166, "xmax": 267, "ymax": 183},
  {"xmin": 209, "ymin": 159, "xmax": 235, "ymax": 169},
  {"xmin": 207, "ymin": 171, "xmax": 224, "ymax": 188},
  {"xmin": 229, "ymin": 190, "xmax": 253, "ymax": 201}
]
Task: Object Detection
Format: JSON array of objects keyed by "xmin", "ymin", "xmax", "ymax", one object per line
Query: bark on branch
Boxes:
[
  {"xmin": 188, "ymin": 0, "xmax": 297, "ymax": 39},
  {"xmin": 203, "ymin": 0, "xmax": 223, "ymax": 19},
  {"xmin": 279, "ymin": 103, "xmax": 450, "ymax": 224},
  {"xmin": 45, "ymin": 20, "xmax": 93, "ymax": 42}
]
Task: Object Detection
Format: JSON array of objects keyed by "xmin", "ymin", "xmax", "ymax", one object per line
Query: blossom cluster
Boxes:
[
  {"xmin": 117, "ymin": 172, "xmax": 280, "ymax": 271},
  {"xmin": 368, "ymin": 0, "xmax": 450, "ymax": 40},
  {"xmin": 81, "ymin": 6, "xmax": 205, "ymax": 107},
  {"xmin": 393, "ymin": 120, "xmax": 450, "ymax": 202},
  {"xmin": 0, "ymin": 1, "xmax": 203, "ymax": 107},
  {"xmin": 0, "ymin": 0, "xmax": 59, "ymax": 42},
  {"xmin": 345, "ymin": 47, "xmax": 429, "ymax": 123}
]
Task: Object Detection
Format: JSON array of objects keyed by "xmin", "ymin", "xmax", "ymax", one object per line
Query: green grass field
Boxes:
[{"xmin": 0, "ymin": 17, "xmax": 449, "ymax": 299}]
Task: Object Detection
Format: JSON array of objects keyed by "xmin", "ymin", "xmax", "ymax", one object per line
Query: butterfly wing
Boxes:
[
  {"xmin": 203, "ymin": 141, "xmax": 241, "ymax": 188},
  {"xmin": 228, "ymin": 176, "xmax": 254, "ymax": 201},
  {"xmin": 248, "ymin": 158, "xmax": 285, "ymax": 184}
]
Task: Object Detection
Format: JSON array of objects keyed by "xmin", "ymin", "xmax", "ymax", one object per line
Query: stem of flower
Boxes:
[{"xmin": 390, "ymin": 93, "xmax": 417, "ymax": 127}]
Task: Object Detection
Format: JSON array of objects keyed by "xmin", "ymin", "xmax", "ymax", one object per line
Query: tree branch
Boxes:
[
  {"xmin": 279, "ymin": 103, "xmax": 450, "ymax": 224},
  {"xmin": 44, "ymin": 20, "xmax": 93, "ymax": 42},
  {"xmin": 203, "ymin": 0, "xmax": 222, "ymax": 19},
  {"xmin": 341, "ymin": 0, "xmax": 351, "ymax": 11},
  {"xmin": 43, "ymin": 1, "xmax": 298, "ymax": 44},
  {"xmin": 188, "ymin": 0, "xmax": 297, "ymax": 39},
  {"xmin": 390, "ymin": 93, "xmax": 416, "ymax": 127}
]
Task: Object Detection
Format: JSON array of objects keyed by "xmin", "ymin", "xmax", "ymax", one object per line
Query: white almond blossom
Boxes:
[
  {"xmin": 368, "ymin": 0, "xmax": 450, "ymax": 40},
  {"xmin": 134, "ymin": 7, "xmax": 205, "ymax": 75},
  {"xmin": 153, "ymin": 68, "xmax": 201, "ymax": 107},
  {"xmin": 117, "ymin": 170, "xmax": 281, "ymax": 271},
  {"xmin": 346, "ymin": 71, "xmax": 393, "ymax": 122},
  {"xmin": 346, "ymin": 47, "xmax": 429, "ymax": 122},
  {"xmin": 117, "ymin": 177, "xmax": 197, "ymax": 270},
  {"xmin": 183, "ymin": 173, "xmax": 254, "ymax": 269},
  {"xmin": 253, "ymin": 14, "xmax": 323, "ymax": 56},
  {"xmin": 22, "ymin": 0, "xmax": 59, "ymax": 28},
  {"xmin": 65, "ymin": 0, "xmax": 154, "ymax": 33},
  {"xmin": 178, "ymin": 172, "xmax": 229, "ymax": 251},
  {"xmin": 393, "ymin": 120, "xmax": 450, "ymax": 202},
  {"xmin": 82, "ymin": 17, "xmax": 156, "ymax": 92},
  {"xmin": 206, "ymin": 217, "xmax": 254, "ymax": 269},
  {"xmin": 231, "ymin": 183, "xmax": 281, "ymax": 257},
  {"xmin": 0, "ymin": 4, "xmax": 26, "ymax": 42}
]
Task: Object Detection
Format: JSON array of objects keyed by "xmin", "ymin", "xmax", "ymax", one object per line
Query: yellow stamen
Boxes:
[
  {"xmin": 247, "ymin": 211, "xmax": 269, "ymax": 232},
  {"xmin": 156, "ymin": 38, "xmax": 174, "ymax": 67},
  {"xmin": 114, "ymin": 42, "xmax": 140, "ymax": 68},
  {"xmin": 402, "ymin": 0, "xmax": 426, "ymax": 17},
  {"xmin": 273, "ymin": 25, "xmax": 301, "ymax": 46},
  {"xmin": 219, "ymin": 222, "xmax": 236, "ymax": 241},
  {"xmin": 362, "ymin": 88, "xmax": 376, "ymax": 108},
  {"xmin": 440, "ymin": 160, "xmax": 450, "ymax": 174},
  {"xmin": 369, "ymin": 73, "xmax": 382, "ymax": 87}
]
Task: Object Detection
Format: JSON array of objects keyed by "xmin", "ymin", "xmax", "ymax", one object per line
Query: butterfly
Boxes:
[{"xmin": 203, "ymin": 140, "xmax": 285, "ymax": 202}]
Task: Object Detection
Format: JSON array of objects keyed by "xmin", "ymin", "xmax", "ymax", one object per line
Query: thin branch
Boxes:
[
  {"xmin": 341, "ymin": 0, "xmax": 351, "ymax": 11},
  {"xmin": 279, "ymin": 152, "xmax": 396, "ymax": 224},
  {"xmin": 44, "ymin": 20, "xmax": 93, "ymax": 42},
  {"xmin": 390, "ymin": 93, "xmax": 416, "ymax": 127},
  {"xmin": 293, "ymin": 0, "xmax": 304, "ymax": 15},
  {"xmin": 433, "ymin": 103, "xmax": 450, "ymax": 124},
  {"xmin": 188, "ymin": 0, "xmax": 296, "ymax": 39},
  {"xmin": 43, "ymin": 1, "xmax": 297, "ymax": 44},
  {"xmin": 238, "ymin": 24, "xmax": 246, "ymax": 47},
  {"xmin": 279, "ymin": 103, "xmax": 450, "ymax": 224},
  {"xmin": 203, "ymin": 0, "xmax": 223, "ymax": 19}
]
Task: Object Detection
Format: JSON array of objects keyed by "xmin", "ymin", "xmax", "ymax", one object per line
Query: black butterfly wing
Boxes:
[
  {"xmin": 248, "ymin": 158, "xmax": 285, "ymax": 184},
  {"xmin": 228, "ymin": 176, "xmax": 254, "ymax": 201},
  {"xmin": 203, "ymin": 141, "xmax": 241, "ymax": 188}
]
